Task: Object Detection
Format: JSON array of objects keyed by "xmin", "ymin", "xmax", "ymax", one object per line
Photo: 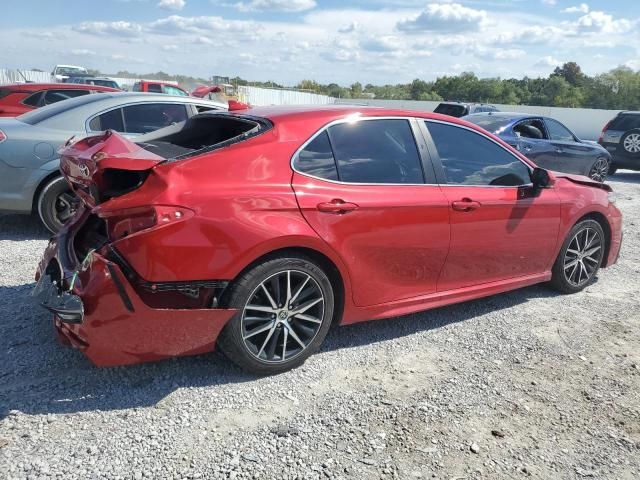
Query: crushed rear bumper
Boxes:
[{"xmin": 34, "ymin": 211, "xmax": 237, "ymax": 367}]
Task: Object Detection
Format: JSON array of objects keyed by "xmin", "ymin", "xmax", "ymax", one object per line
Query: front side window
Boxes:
[
  {"xmin": 426, "ymin": 121, "xmax": 530, "ymax": 186},
  {"xmin": 328, "ymin": 119, "xmax": 424, "ymax": 184},
  {"xmin": 147, "ymin": 83, "xmax": 163, "ymax": 93},
  {"xmin": 295, "ymin": 131, "xmax": 338, "ymax": 180},
  {"xmin": 43, "ymin": 89, "xmax": 90, "ymax": 105},
  {"xmin": 545, "ymin": 119, "xmax": 575, "ymax": 142},
  {"xmin": 122, "ymin": 103, "xmax": 189, "ymax": 134}
]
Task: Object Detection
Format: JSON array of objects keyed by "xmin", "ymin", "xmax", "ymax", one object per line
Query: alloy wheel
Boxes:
[
  {"xmin": 623, "ymin": 133, "xmax": 640, "ymax": 154},
  {"xmin": 241, "ymin": 270, "xmax": 325, "ymax": 363},
  {"xmin": 589, "ymin": 157, "xmax": 610, "ymax": 182},
  {"xmin": 563, "ymin": 227, "xmax": 604, "ymax": 287}
]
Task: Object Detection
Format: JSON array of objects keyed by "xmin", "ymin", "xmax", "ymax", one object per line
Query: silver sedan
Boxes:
[{"xmin": 0, "ymin": 92, "xmax": 226, "ymax": 232}]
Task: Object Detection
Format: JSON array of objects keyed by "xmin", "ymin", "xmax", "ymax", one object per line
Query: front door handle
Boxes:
[
  {"xmin": 452, "ymin": 198, "xmax": 481, "ymax": 212},
  {"xmin": 555, "ymin": 148, "xmax": 564, "ymax": 154},
  {"xmin": 317, "ymin": 199, "xmax": 359, "ymax": 214}
]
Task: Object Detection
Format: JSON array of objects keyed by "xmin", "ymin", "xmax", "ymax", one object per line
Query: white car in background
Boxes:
[{"xmin": 51, "ymin": 65, "xmax": 88, "ymax": 83}]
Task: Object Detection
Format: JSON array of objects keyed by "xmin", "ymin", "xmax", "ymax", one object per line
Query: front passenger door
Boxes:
[{"xmin": 422, "ymin": 120, "xmax": 561, "ymax": 291}]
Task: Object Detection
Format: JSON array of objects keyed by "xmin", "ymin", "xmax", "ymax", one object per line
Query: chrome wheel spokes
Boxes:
[
  {"xmin": 563, "ymin": 227, "xmax": 603, "ymax": 287},
  {"xmin": 241, "ymin": 270, "xmax": 325, "ymax": 363},
  {"xmin": 623, "ymin": 133, "xmax": 640, "ymax": 154},
  {"xmin": 589, "ymin": 158, "xmax": 610, "ymax": 182}
]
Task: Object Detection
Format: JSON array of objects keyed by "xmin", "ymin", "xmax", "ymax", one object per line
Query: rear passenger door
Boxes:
[{"xmin": 291, "ymin": 117, "xmax": 451, "ymax": 307}]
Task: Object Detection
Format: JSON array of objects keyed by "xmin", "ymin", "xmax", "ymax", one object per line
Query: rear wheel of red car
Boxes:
[
  {"xmin": 37, "ymin": 176, "xmax": 76, "ymax": 234},
  {"xmin": 550, "ymin": 219, "xmax": 605, "ymax": 294},
  {"xmin": 218, "ymin": 255, "xmax": 335, "ymax": 375}
]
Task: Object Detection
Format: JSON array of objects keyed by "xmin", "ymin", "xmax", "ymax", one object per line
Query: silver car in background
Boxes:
[{"xmin": 0, "ymin": 92, "xmax": 227, "ymax": 232}]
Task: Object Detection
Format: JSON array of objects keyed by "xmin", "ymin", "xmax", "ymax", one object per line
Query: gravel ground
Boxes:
[{"xmin": 1, "ymin": 173, "xmax": 639, "ymax": 480}]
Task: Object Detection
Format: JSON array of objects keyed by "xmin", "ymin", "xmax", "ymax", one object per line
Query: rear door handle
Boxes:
[
  {"xmin": 317, "ymin": 199, "xmax": 359, "ymax": 214},
  {"xmin": 451, "ymin": 198, "xmax": 481, "ymax": 212}
]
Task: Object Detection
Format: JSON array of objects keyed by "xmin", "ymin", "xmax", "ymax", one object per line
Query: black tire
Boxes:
[
  {"xmin": 620, "ymin": 129, "xmax": 640, "ymax": 158},
  {"xmin": 550, "ymin": 219, "xmax": 606, "ymax": 294},
  {"xmin": 37, "ymin": 176, "xmax": 76, "ymax": 234},
  {"xmin": 608, "ymin": 165, "xmax": 618, "ymax": 176},
  {"xmin": 217, "ymin": 255, "xmax": 335, "ymax": 375},
  {"xmin": 588, "ymin": 157, "xmax": 610, "ymax": 182}
]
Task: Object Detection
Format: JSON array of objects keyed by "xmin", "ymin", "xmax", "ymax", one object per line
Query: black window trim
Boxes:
[
  {"xmin": 291, "ymin": 116, "xmax": 437, "ymax": 186},
  {"xmin": 85, "ymin": 101, "xmax": 194, "ymax": 133},
  {"xmin": 419, "ymin": 119, "xmax": 534, "ymax": 188}
]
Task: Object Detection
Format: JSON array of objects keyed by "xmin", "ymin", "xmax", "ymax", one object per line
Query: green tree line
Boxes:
[{"xmin": 104, "ymin": 62, "xmax": 640, "ymax": 110}]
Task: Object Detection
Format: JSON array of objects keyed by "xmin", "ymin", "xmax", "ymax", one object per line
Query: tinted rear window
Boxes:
[
  {"xmin": 18, "ymin": 93, "xmax": 107, "ymax": 125},
  {"xmin": 434, "ymin": 104, "xmax": 467, "ymax": 117},
  {"xmin": 610, "ymin": 114, "xmax": 640, "ymax": 131}
]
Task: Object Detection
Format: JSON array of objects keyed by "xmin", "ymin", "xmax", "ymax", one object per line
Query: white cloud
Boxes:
[
  {"xmin": 158, "ymin": 0, "xmax": 185, "ymax": 10},
  {"xmin": 574, "ymin": 11, "xmax": 633, "ymax": 34},
  {"xmin": 360, "ymin": 36, "xmax": 403, "ymax": 52},
  {"xmin": 73, "ymin": 21, "xmax": 143, "ymax": 37},
  {"xmin": 562, "ymin": 3, "xmax": 589, "ymax": 14},
  {"xmin": 474, "ymin": 47, "xmax": 527, "ymax": 61},
  {"xmin": 397, "ymin": 3, "xmax": 488, "ymax": 33},
  {"xmin": 71, "ymin": 49, "xmax": 96, "ymax": 56},
  {"xmin": 541, "ymin": 0, "xmax": 556, "ymax": 5},
  {"xmin": 161, "ymin": 44, "xmax": 180, "ymax": 51},
  {"xmin": 536, "ymin": 55, "xmax": 562, "ymax": 67},
  {"xmin": 232, "ymin": 0, "xmax": 316, "ymax": 12},
  {"xmin": 338, "ymin": 21, "xmax": 358, "ymax": 34}
]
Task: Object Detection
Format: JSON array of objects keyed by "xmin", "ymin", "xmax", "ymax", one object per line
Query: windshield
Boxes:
[
  {"xmin": 434, "ymin": 104, "xmax": 467, "ymax": 117},
  {"xmin": 92, "ymin": 80, "xmax": 119, "ymax": 89},
  {"xmin": 464, "ymin": 116, "xmax": 513, "ymax": 135},
  {"xmin": 18, "ymin": 93, "xmax": 107, "ymax": 125},
  {"xmin": 57, "ymin": 66, "xmax": 87, "ymax": 75}
]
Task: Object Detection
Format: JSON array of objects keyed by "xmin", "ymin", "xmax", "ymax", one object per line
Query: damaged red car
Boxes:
[{"xmin": 34, "ymin": 106, "xmax": 623, "ymax": 374}]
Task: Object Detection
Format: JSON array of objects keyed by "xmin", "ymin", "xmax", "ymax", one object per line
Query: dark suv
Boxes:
[
  {"xmin": 598, "ymin": 111, "xmax": 640, "ymax": 174},
  {"xmin": 434, "ymin": 101, "xmax": 499, "ymax": 118}
]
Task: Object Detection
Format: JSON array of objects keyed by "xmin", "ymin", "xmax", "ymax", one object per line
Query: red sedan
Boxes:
[
  {"xmin": 0, "ymin": 83, "xmax": 119, "ymax": 117},
  {"xmin": 35, "ymin": 106, "xmax": 622, "ymax": 374}
]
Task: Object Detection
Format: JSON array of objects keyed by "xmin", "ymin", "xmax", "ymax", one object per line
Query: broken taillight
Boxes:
[{"xmin": 99, "ymin": 205, "xmax": 194, "ymax": 240}]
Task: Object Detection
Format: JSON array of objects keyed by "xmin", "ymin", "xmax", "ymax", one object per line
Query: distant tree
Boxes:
[{"xmin": 552, "ymin": 62, "xmax": 585, "ymax": 87}]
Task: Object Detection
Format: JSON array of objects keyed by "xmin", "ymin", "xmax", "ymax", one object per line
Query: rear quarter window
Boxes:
[{"xmin": 610, "ymin": 114, "xmax": 640, "ymax": 131}]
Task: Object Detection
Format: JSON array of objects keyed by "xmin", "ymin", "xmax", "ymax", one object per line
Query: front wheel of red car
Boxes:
[
  {"xmin": 218, "ymin": 255, "xmax": 335, "ymax": 375},
  {"xmin": 550, "ymin": 219, "xmax": 605, "ymax": 294}
]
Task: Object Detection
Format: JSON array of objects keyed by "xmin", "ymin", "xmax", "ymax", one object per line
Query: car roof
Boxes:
[
  {"xmin": 213, "ymin": 104, "xmax": 508, "ymax": 140},
  {"xmin": 464, "ymin": 112, "xmax": 542, "ymax": 121},
  {"xmin": 1, "ymin": 83, "xmax": 118, "ymax": 92}
]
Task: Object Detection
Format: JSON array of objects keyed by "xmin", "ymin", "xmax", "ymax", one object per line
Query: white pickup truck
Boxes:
[{"xmin": 51, "ymin": 65, "xmax": 88, "ymax": 83}]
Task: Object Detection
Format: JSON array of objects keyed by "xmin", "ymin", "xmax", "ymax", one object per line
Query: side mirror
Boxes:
[{"xmin": 531, "ymin": 167, "xmax": 553, "ymax": 188}]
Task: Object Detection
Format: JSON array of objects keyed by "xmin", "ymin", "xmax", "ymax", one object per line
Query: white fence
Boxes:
[
  {"xmin": 335, "ymin": 98, "xmax": 619, "ymax": 141},
  {"xmin": 237, "ymin": 85, "xmax": 335, "ymax": 106},
  {"xmin": 0, "ymin": 68, "xmax": 177, "ymax": 90},
  {"xmin": 0, "ymin": 69, "xmax": 50, "ymax": 84}
]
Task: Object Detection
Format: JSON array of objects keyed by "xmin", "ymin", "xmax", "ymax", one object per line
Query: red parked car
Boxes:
[
  {"xmin": 35, "ymin": 106, "xmax": 622, "ymax": 374},
  {"xmin": 132, "ymin": 80, "xmax": 189, "ymax": 96},
  {"xmin": 0, "ymin": 83, "xmax": 119, "ymax": 117}
]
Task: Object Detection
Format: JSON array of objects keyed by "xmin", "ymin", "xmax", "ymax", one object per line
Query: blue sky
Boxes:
[{"xmin": 1, "ymin": 0, "xmax": 639, "ymax": 85}]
